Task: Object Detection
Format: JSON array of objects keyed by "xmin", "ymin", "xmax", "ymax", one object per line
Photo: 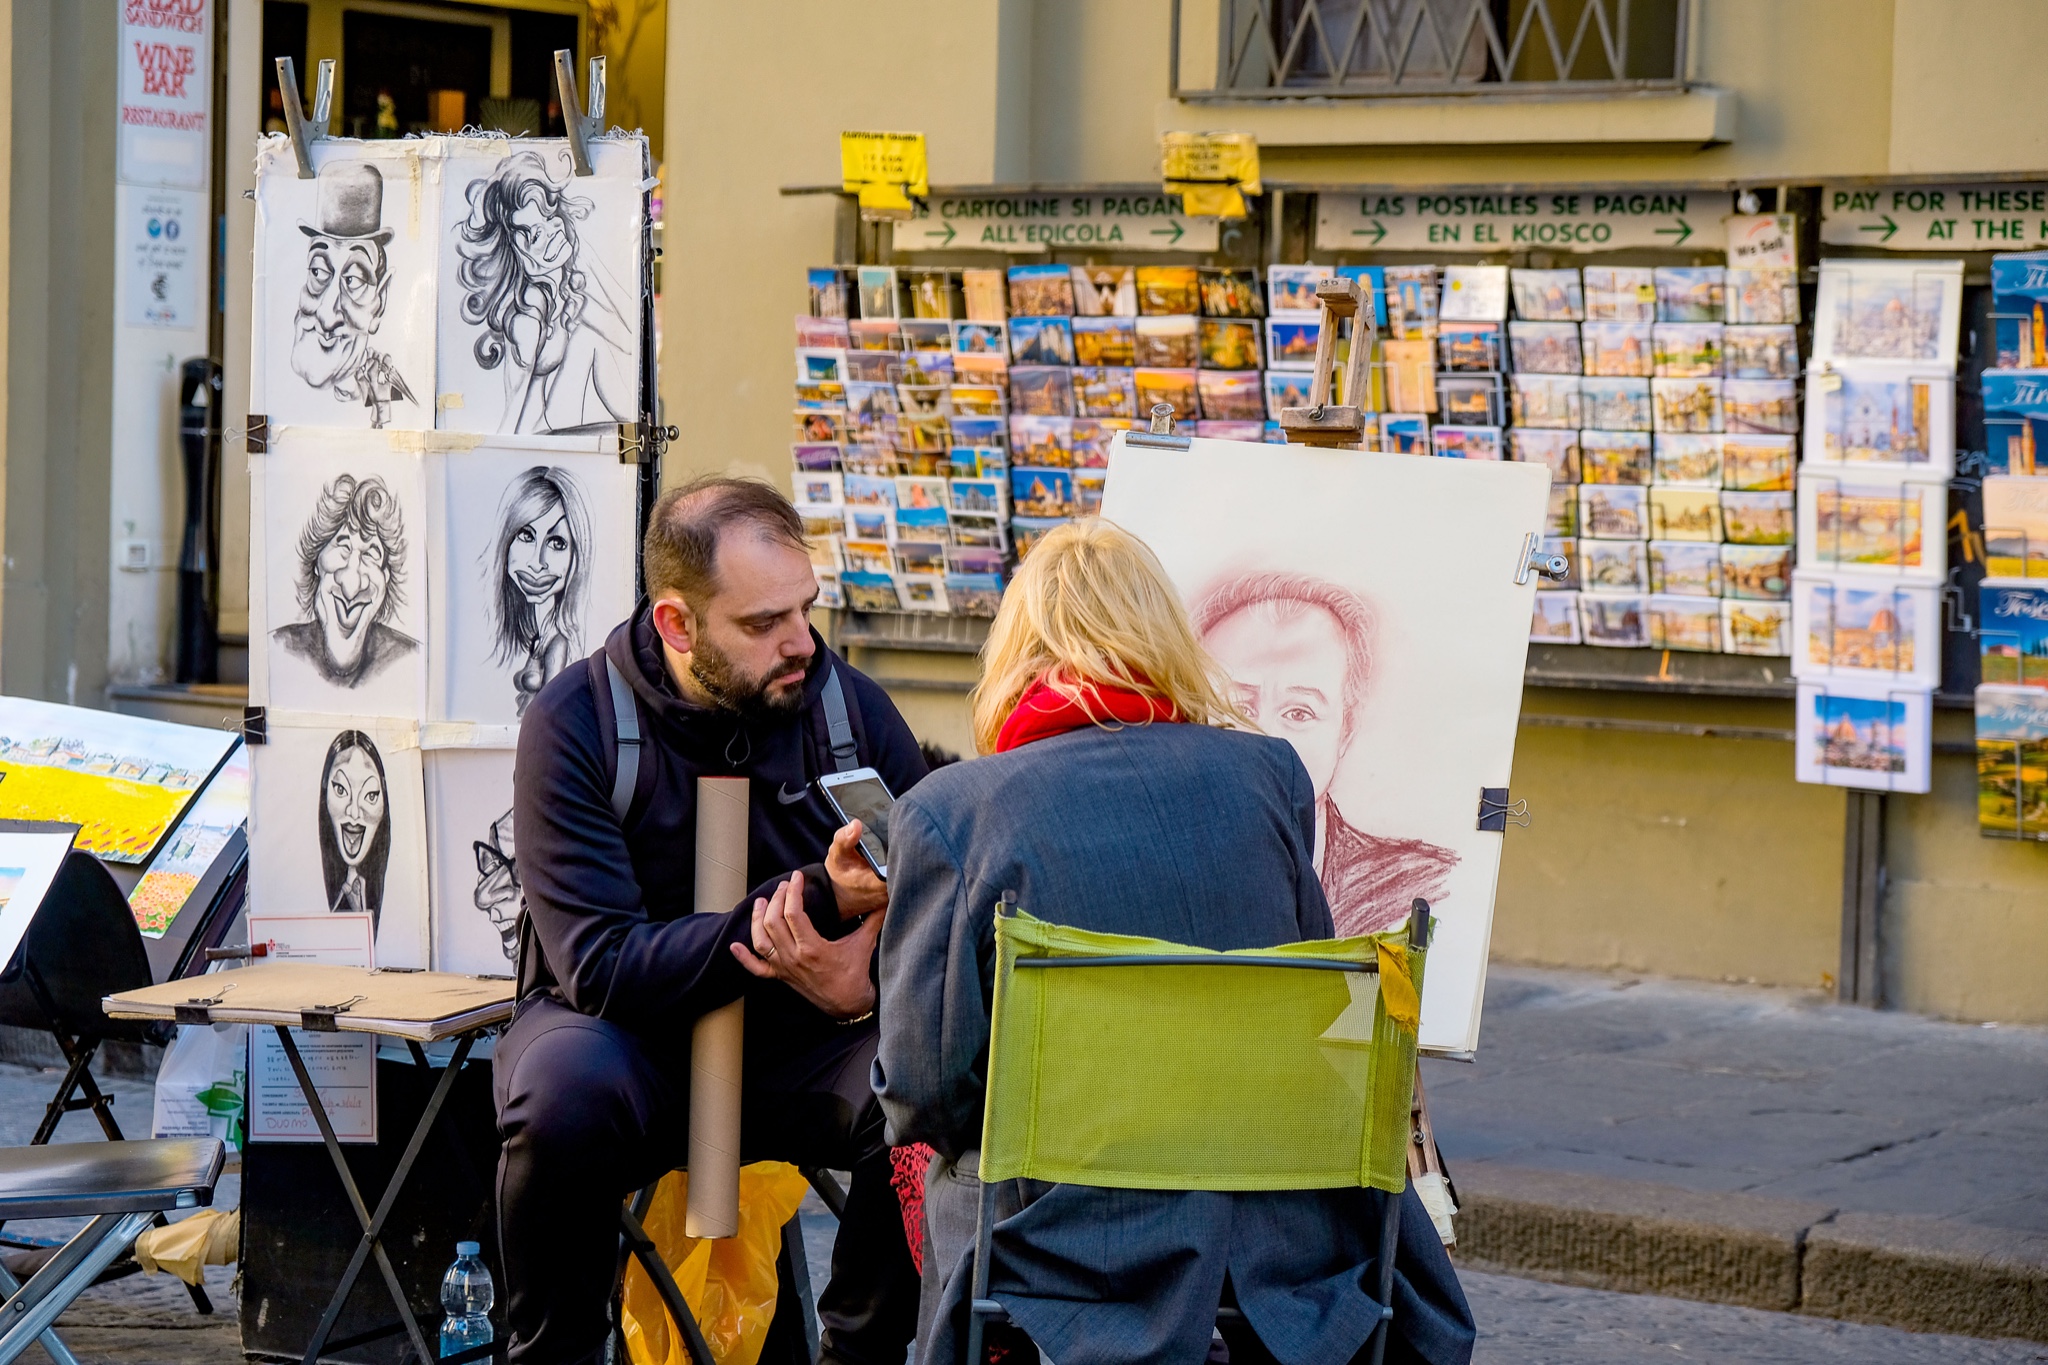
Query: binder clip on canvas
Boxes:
[
  {"xmin": 1126, "ymin": 402, "xmax": 1191, "ymax": 452},
  {"xmin": 1278, "ymin": 278, "xmax": 1378, "ymax": 449},
  {"xmin": 273, "ymin": 56, "xmax": 333, "ymax": 179},
  {"xmin": 1477, "ymin": 788, "xmax": 1530, "ymax": 832}
]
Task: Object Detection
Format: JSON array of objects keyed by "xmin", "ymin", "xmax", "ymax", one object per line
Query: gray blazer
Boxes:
[{"xmin": 875, "ymin": 721, "xmax": 1474, "ymax": 1365}]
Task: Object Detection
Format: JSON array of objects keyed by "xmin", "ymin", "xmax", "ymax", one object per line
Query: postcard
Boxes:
[
  {"xmin": 1981, "ymin": 584, "xmax": 2048, "ymax": 688},
  {"xmin": 1512, "ymin": 429, "xmax": 1580, "ymax": 483},
  {"xmin": 1580, "ymin": 430, "xmax": 1653, "ymax": 485},
  {"xmin": 1649, "ymin": 486, "xmax": 1723, "ymax": 541},
  {"xmin": 795, "ymin": 381, "xmax": 846, "ymax": 411},
  {"xmin": 1011, "ymin": 516, "xmax": 1070, "ymax": 560},
  {"xmin": 1511, "ymin": 269, "xmax": 1585, "ymax": 322},
  {"xmin": 949, "ymin": 512, "xmax": 1008, "ymax": 550},
  {"xmin": 1189, "ymin": 420, "xmax": 1261, "ymax": 445},
  {"xmin": 1992, "ymin": 253, "xmax": 2048, "ymax": 369},
  {"xmin": 1335, "ymin": 265, "xmax": 1388, "ymax": 329},
  {"xmin": 894, "ymin": 572, "xmax": 951, "ymax": 614},
  {"xmin": 1198, "ymin": 369, "xmax": 1266, "ymax": 421},
  {"xmin": 1582, "ymin": 377, "xmax": 1653, "ymax": 431},
  {"xmin": 1441, "ymin": 265, "xmax": 1509, "ymax": 322},
  {"xmin": 1200, "ymin": 268, "xmax": 1265, "ymax": 319},
  {"xmin": 1812, "ymin": 259, "xmax": 1964, "ymax": 367},
  {"xmin": 1649, "ymin": 540, "xmax": 1722, "ymax": 597},
  {"xmin": 909, "ymin": 270, "xmax": 957, "ymax": 321},
  {"xmin": 950, "ymin": 415, "xmax": 1007, "ymax": 447},
  {"xmin": 1136, "ymin": 265, "xmax": 1201, "ymax": 316},
  {"xmin": 843, "ymin": 539, "xmax": 894, "ymax": 575},
  {"xmin": 945, "ymin": 573, "xmax": 1004, "ymax": 619},
  {"xmin": 842, "ymin": 446, "xmax": 899, "ymax": 477},
  {"xmin": 1008, "ymin": 366, "xmax": 1076, "ymax": 417},
  {"xmin": 950, "ymin": 385, "xmax": 1007, "ymax": 417},
  {"xmin": 1723, "ymin": 433, "xmax": 1797, "ymax": 490},
  {"xmin": 1008, "ymin": 414, "xmax": 1075, "ymax": 467},
  {"xmin": 895, "ymin": 383, "xmax": 952, "ymax": 419},
  {"xmin": 1807, "ymin": 367, "xmax": 1950, "ymax": 469},
  {"xmin": 1579, "ymin": 593, "xmax": 1650, "ymax": 647},
  {"xmin": 1531, "ymin": 590, "xmax": 1583, "ymax": 644},
  {"xmin": 845, "ymin": 352, "xmax": 902, "ymax": 386},
  {"xmin": 1384, "ymin": 265, "xmax": 1440, "ymax": 339},
  {"xmin": 1443, "ymin": 373, "xmax": 1506, "ymax": 426},
  {"xmin": 1072, "ymin": 316, "xmax": 1138, "ymax": 367},
  {"xmin": 900, "ymin": 320, "xmax": 954, "ymax": 354},
  {"xmin": 1795, "ymin": 679, "xmax": 1931, "ymax": 792},
  {"xmin": 1652, "ymin": 323, "xmax": 1724, "ymax": 378},
  {"xmin": 1431, "ymin": 425, "xmax": 1504, "ymax": 460},
  {"xmin": 952, "ymin": 320, "xmax": 1008, "ymax": 356},
  {"xmin": 1652, "ymin": 377, "xmax": 1723, "ymax": 432},
  {"xmin": 1074, "ymin": 468, "xmax": 1108, "ymax": 515},
  {"xmin": 901, "ymin": 351, "xmax": 956, "ymax": 387},
  {"xmin": 1135, "ymin": 315, "xmax": 1201, "ymax": 368},
  {"xmin": 1509, "ymin": 373, "xmax": 1578, "ymax": 428},
  {"xmin": 797, "ymin": 315, "xmax": 851, "ymax": 348},
  {"xmin": 1727, "ymin": 268, "xmax": 1800, "ymax": 325},
  {"xmin": 795, "ymin": 410, "xmax": 845, "ymax": 443},
  {"xmin": 814, "ymin": 570, "xmax": 844, "ymax": 609},
  {"xmin": 1073, "ymin": 366, "xmax": 1137, "ymax": 418},
  {"xmin": 947, "ymin": 477, "xmax": 1006, "ymax": 516},
  {"xmin": 1380, "ymin": 338, "xmax": 1436, "ymax": 412},
  {"xmin": 808, "ymin": 267, "xmax": 854, "ymax": 320},
  {"xmin": 844, "ymin": 473, "xmax": 897, "ymax": 507},
  {"xmin": 1976, "ymin": 685, "xmax": 2048, "ymax": 838},
  {"xmin": 1134, "ymin": 367, "xmax": 1200, "ymax": 423},
  {"xmin": 1510, "ymin": 321, "xmax": 1583, "ymax": 375},
  {"xmin": 844, "ymin": 381, "xmax": 898, "ymax": 423},
  {"xmin": 1584, "ymin": 267, "xmax": 1657, "ymax": 323},
  {"xmin": 1727, "ymin": 600, "xmax": 1794, "ymax": 658},
  {"xmin": 1266, "ymin": 265, "xmax": 1325, "ymax": 315},
  {"xmin": 1438, "ymin": 322, "xmax": 1503, "ymax": 374},
  {"xmin": 1008, "ymin": 264, "xmax": 1076, "ymax": 317},
  {"xmin": 894, "ymin": 475, "xmax": 948, "ymax": 513},
  {"xmin": 857, "ymin": 265, "xmax": 901, "ymax": 320},
  {"xmin": 1071, "ymin": 265, "xmax": 1137, "ymax": 317},
  {"xmin": 948, "ymin": 545, "xmax": 1008, "ymax": 575},
  {"xmin": 945, "ymin": 447, "xmax": 996, "ymax": 478},
  {"xmin": 848, "ymin": 319, "xmax": 902, "ymax": 354},
  {"xmin": 1798, "ymin": 474, "xmax": 1945, "ymax": 576},
  {"xmin": 1265, "ymin": 317, "xmax": 1322, "ymax": 371},
  {"xmin": 792, "ymin": 470, "xmax": 844, "ymax": 509},
  {"xmin": 1382, "ymin": 413, "xmax": 1431, "ymax": 456},
  {"xmin": 962, "ymin": 268, "xmax": 1007, "ymax": 321},
  {"xmin": 1654, "ymin": 433, "xmax": 1723, "ymax": 486},
  {"xmin": 953, "ymin": 351, "xmax": 1008, "ymax": 387},
  {"xmin": 841, "ymin": 571, "xmax": 898, "ymax": 614},
  {"xmin": 1009, "ymin": 316, "xmax": 1076, "ymax": 366},
  {"xmin": 1985, "ymin": 474, "xmax": 2048, "ymax": 579},
  {"xmin": 1580, "ymin": 483, "xmax": 1649, "ymax": 539},
  {"xmin": 1983, "ymin": 368, "xmax": 2048, "ymax": 474},
  {"xmin": 843, "ymin": 504, "xmax": 895, "ymax": 543},
  {"xmin": 1722, "ymin": 379, "xmax": 1799, "ymax": 435},
  {"xmin": 1725, "ymin": 489, "xmax": 1799, "ymax": 547},
  {"xmin": 893, "ymin": 536, "xmax": 949, "ymax": 574},
  {"xmin": 1649, "ymin": 596, "xmax": 1724, "ymax": 652},
  {"xmin": 1579, "ymin": 538, "xmax": 1646, "ymax": 591},
  {"xmin": 1654, "ymin": 266, "xmax": 1725, "ymax": 323},
  {"xmin": 1721, "ymin": 544, "xmax": 1793, "ymax": 599},
  {"xmin": 1542, "ymin": 535, "xmax": 1581, "ymax": 589},
  {"xmin": 792, "ymin": 442, "xmax": 842, "ymax": 471},
  {"xmin": 1199, "ymin": 318, "xmax": 1263, "ymax": 370},
  {"xmin": 1070, "ymin": 419, "xmax": 1124, "ymax": 468},
  {"xmin": 1723, "ymin": 325, "xmax": 1799, "ymax": 380},
  {"xmin": 1791, "ymin": 573, "xmax": 1939, "ymax": 687},
  {"xmin": 1546, "ymin": 484, "xmax": 1579, "ymax": 535},
  {"xmin": 801, "ymin": 512, "xmax": 843, "ymax": 541},
  {"xmin": 1581, "ymin": 322, "xmax": 1654, "ymax": 378}
]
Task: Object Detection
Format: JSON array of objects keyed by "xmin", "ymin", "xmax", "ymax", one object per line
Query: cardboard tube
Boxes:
[{"xmin": 687, "ymin": 776, "xmax": 749, "ymax": 1238}]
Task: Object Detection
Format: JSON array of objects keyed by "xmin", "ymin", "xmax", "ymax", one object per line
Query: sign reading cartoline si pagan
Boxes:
[
  {"xmin": 892, "ymin": 193, "xmax": 1221, "ymax": 253},
  {"xmin": 1317, "ymin": 189, "xmax": 1734, "ymax": 253},
  {"xmin": 119, "ymin": 0, "xmax": 210, "ymax": 190}
]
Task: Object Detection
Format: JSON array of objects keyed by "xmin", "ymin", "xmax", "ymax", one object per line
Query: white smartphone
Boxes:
[{"xmin": 816, "ymin": 767, "xmax": 896, "ymax": 879}]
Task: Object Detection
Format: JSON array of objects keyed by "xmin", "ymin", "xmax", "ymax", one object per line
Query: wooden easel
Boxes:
[{"xmin": 1278, "ymin": 277, "xmax": 1379, "ymax": 449}]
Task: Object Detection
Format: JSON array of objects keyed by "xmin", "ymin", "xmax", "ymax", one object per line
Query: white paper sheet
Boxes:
[
  {"xmin": 0, "ymin": 831, "xmax": 77, "ymax": 973},
  {"xmin": 423, "ymin": 745, "xmax": 520, "ymax": 976}
]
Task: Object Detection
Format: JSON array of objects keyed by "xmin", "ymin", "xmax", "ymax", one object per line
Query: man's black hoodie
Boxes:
[{"xmin": 512, "ymin": 606, "xmax": 928, "ymax": 1048}]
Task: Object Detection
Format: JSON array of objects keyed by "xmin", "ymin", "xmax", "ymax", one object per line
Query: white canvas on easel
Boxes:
[
  {"xmin": 1100, "ymin": 435, "xmax": 1551, "ymax": 1053},
  {"xmin": 0, "ymin": 831, "xmax": 78, "ymax": 972}
]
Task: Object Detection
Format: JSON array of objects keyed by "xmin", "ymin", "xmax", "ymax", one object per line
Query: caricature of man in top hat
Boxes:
[{"xmin": 293, "ymin": 161, "xmax": 417, "ymax": 428}]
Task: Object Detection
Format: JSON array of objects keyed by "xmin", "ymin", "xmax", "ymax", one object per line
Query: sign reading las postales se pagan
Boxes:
[{"xmin": 1317, "ymin": 190, "xmax": 1734, "ymax": 253}]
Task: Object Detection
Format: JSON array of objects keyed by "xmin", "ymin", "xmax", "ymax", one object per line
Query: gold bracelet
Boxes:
[{"xmin": 835, "ymin": 1008, "xmax": 876, "ymax": 1026}]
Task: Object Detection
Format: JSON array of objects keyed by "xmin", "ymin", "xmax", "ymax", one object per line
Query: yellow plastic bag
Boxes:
[
  {"xmin": 133, "ymin": 1208, "xmax": 240, "ymax": 1286},
  {"xmin": 623, "ymin": 1161, "xmax": 813, "ymax": 1365}
]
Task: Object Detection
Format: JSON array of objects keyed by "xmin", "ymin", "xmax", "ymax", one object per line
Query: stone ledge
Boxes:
[
  {"xmin": 1803, "ymin": 1211, "xmax": 2048, "ymax": 1343},
  {"xmin": 1156, "ymin": 86, "xmax": 1736, "ymax": 150}
]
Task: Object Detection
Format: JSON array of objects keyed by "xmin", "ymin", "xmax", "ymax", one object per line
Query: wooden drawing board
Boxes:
[{"xmin": 104, "ymin": 962, "xmax": 513, "ymax": 1042}]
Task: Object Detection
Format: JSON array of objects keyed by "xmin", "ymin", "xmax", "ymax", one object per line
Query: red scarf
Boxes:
[{"xmin": 995, "ymin": 676, "xmax": 1183, "ymax": 753}]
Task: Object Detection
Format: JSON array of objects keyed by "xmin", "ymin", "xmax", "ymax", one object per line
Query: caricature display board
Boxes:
[
  {"xmin": 247, "ymin": 132, "xmax": 650, "ymax": 982},
  {"xmin": 1101, "ymin": 435, "xmax": 1551, "ymax": 1053}
]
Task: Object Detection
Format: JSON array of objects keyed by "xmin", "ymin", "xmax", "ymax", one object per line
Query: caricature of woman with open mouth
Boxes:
[
  {"xmin": 487, "ymin": 466, "xmax": 590, "ymax": 715},
  {"xmin": 319, "ymin": 729, "xmax": 390, "ymax": 926}
]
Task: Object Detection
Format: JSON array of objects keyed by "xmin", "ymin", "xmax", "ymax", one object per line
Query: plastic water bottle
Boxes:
[{"xmin": 439, "ymin": 1241, "xmax": 494, "ymax": 1359}]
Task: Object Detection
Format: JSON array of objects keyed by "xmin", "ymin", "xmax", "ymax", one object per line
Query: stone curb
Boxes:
[{"xmin": 1451, "ymin": 1161, "xmax": 2048, "ymax": 1344}]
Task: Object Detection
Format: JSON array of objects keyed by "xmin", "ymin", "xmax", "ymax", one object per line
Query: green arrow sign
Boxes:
[
  {"xmin": 1149, "ymin": 220, "xmax": 1185, "ymax": 245},
  {"xmin": 1652, "ymin": 220, "xmax": 1694, "ymax": 245},
  {"xmin": 1351, "ymin": 219, "xmax": 1388, "ymax": 245},
  {"xmin": 1857, "ymin": 214, "xmax": 1899, "ymax": 242}
]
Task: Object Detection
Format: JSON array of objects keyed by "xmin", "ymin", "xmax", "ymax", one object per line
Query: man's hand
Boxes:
[
  {"xmin": 825, "ymin": 820, "xmax": 887, "ymax": 919},
  {"xmin": 731, "ymin": 870, "xmax": 881, "ymax": 1019}
]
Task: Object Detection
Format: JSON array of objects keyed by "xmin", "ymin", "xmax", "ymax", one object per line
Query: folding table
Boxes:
[{"xmin": 105, "ymin": 963, "xmax": 514, "ymax": 1365}]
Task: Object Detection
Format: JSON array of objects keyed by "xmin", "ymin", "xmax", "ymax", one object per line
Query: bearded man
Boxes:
[{"xmin": 497, "ymin": 476, "xmax": 927, "ymax": 1365}]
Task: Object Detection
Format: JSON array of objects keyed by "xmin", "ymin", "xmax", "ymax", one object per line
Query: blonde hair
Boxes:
[{"xmin": 971, "ymin": 518, "xmax": 1247, "ymax": 754}]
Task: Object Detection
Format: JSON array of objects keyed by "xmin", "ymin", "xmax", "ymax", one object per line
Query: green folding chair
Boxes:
[{"xmin": 964, "ymin": 900, "xmax": 1429, "ymax": 1365}]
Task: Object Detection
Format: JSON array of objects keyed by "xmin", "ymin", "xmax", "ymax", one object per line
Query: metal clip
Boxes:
[
  {"xmin": 1126, "ymin": 403, "xmax": 1191, "ymax": 452},
  {"xmin": 246, "ymin": 414, "xmax": 269, "ymax": 455},
  {"xmin": 554, "ymin": 51, "xmax": 606, "ymax": 177},
  {"xmin": 300, "ymin": 994, "xmax": 366, "ymax": 1032},
  {"xmin": 242, "ymin": 706, "xmax": 267, "ymax": 746},
  {"xmin": 1478, "ymin": 788, "xmax": 1529, "ymax": 832},
  {"xmin": 275, "ymin": 57, "xmax": 332, "ymax": 180},
  {"xmin": 617, "ymin": 421, "xmax": 679, "ymax": 466},
  {"xmin": 174, "ymin": 982, "xmax": 235, "ymax": 1025},
  {"xmin": 1515, "ymin": 531, "xmax": 1571, "ymax": 585}
]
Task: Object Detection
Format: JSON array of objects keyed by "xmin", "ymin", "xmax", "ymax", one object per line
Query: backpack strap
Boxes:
[
  {"xmin": 820, "ymin": 663, "xmax": 861, "ymax": 774},
  {"xmin": 604, "ymin": 655, "xmax": 644, "ymax": 821}
]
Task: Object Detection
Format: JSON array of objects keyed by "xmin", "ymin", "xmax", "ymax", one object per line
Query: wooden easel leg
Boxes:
[{"xmin": 1407, "ymin": 1068, "xmax": 1458, "ymax": 1249}]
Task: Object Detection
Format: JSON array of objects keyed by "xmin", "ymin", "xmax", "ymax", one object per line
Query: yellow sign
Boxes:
[
  {"xmin": 840, "ymin": 130, "xmax": 929, "ymax": 218},
  {"xmin": 1161, "ymin": 131, "xmax": 1261, "ymax": 219}
]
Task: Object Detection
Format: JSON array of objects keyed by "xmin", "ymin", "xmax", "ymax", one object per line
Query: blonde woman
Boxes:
[{"xmin": 873, "ymin": 519, "xmax": 1474, "ymax": 1365}]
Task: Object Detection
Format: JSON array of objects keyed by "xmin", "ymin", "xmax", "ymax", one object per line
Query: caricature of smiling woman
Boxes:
[
  {"xmin": 319, "ymin": 730, "xmax": 390, "ymax": 924},
  {"xmin": 456, "ymin": 150, "xmax": 633, "ymax": 434},
  {"xmin": 487, "ymin": 466, "xmax": 590, "ymax": 714}
]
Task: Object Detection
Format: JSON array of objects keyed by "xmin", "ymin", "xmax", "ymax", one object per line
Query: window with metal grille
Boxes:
[{"xmin": 1179, "ymin": 0, "xmax": 1690, "ymax": 98}]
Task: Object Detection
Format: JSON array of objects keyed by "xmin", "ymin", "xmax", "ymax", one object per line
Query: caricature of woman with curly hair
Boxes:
[{"xmin": 456, "ymin": 149, "xmax": 633, "ymax": 433}]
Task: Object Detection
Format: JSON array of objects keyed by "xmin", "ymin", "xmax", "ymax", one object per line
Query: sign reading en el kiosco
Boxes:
[{"xmin": 1317, "ymin": 190, "xmax": 1734, "ymax": 252}]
